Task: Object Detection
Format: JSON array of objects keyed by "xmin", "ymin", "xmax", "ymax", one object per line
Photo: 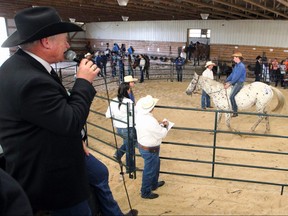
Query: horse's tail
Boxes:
[{"xmin": 271, "ymin": 86, "xmax": 285, "ymax": 112}]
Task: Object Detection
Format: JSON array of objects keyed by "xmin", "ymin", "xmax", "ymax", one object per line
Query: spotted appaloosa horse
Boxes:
[{"xmin": 185, "ymin": 73, "xmax": 285, "ymax": 133}]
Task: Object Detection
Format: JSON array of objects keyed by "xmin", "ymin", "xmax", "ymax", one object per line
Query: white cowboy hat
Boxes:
[
  {"xmin": 205, "ymin": 61, "xmax": 216, "ymax": 67},
  {"xmin": 136, "ymin": 95, "xmax": 159, "ymax": 114},
  {"xmin": 84, "ymin": 52, "xmax": 92, "ymax": 58},
  {"xmin": 124, "ymin": 75, "xmax": 138, "ymax": 83}
]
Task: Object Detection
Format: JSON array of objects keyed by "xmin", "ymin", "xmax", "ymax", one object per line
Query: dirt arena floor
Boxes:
[{"xmin": 87, "ymin": 77, "xmax": 288, "ymax": 215}]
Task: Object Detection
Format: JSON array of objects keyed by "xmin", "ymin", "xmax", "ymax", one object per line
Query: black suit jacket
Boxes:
[
  {"xmin": 255, "ymin": 60, "xmax": 262, "ymax": 75},
  {"xmin": 0, "ymin": 168, "xmax": 33, "ymax": 215},
  {"xmin": 0, "ymin": 49, "xmax": 96, "ymax": 211}
]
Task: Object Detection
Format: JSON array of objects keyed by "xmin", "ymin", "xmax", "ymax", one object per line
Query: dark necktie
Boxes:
[
  {"xmin": 50, "ymin": 68, "xmax": 62, "ymax": 84},
  {"xmin": 50, "ymin": 68, "xmax": 66, "ymax": 91}
]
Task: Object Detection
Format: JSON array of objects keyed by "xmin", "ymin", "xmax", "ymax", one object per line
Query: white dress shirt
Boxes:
[
  {"xmin": 202, "ymin": 68, "xmax": 214, "ymax": 80},
  {"xmin": 135, "ymin": 112, "xmax": 168, "ymax": 147},
  {"xmin": 106, "ymin": 97, "xmax": 134, "ymax": 128},
  {"xmin": 23, "ymin": 49, "xmax": 52, "ymax": 73}
]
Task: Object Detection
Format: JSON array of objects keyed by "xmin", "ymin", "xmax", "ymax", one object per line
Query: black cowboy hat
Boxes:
[{"xmin": 2, "ymin": 6, "xmax": 83, "ymax": 47}]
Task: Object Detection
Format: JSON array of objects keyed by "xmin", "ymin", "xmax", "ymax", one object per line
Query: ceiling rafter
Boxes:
[
  {"xmin": 182, "ymin": 0, "xmax": 256, "ymax": 19},
  {"xmin": 242, "ymin": 0, "xmax": 288, "ymax": 19},
  {"xmin": 0, "ymin": 0, "xmax": 288, "ymax": 23},
  {"xmin": 213, "ymin": 0, "xmax": 272, "ymax": 19},
  {"xmin": 276, "ymin": 0, "xmax": 288, "ymax": 7}
]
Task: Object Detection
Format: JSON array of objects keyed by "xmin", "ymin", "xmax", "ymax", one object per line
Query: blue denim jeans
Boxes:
[
  {"xmin": 176, "ymin": 68, "xmax": 183, "ymax": 82},
  {"xmin": 85, "ymin": 154, "xmax": 123, "ymax": 216},
  {"xmin": 102, "ymin": 64, "xmax": 107, "ymax": 76},
  {"xmin": 201, "ymin": 90, "xmax": 210, "ymax": 108},
  {"xmin": 51, "ymin": 200, "xmax": 91, "ymax": 216},
  {"xmin": 112, "ymin": 63, "xmax": 117, "ymax": 77},
  {"xmin": 118, "ymin": 61, "xmax": 125, "ymax": 83},
  {"xmin": 230, "ymin": 82, "xmax": 243, "ymax": 113},
  {"xmin": 138, "ymin": 147, "xmax": 160, "ymax": 197},
  {"xmin": 140, "ymin": 66, "xmax": 144, "ymax": 82},
  {"xmin": 115, "ymin": 127, "xmax": 136, "ymax": 173}
]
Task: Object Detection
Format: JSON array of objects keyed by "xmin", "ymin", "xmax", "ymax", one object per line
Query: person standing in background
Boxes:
[
  {"xmin": 277, "ymin": 60, "xmax": 286, "ymax": 87},
  {"xmin": 100, "ymin": 51, "xmax": 108, "ymax": 76},
  {"xmin": 254, "ymin": 55, "xmax": 262, "ymax": 82},
  {"xmin": 106, "ymin": 83, "xmax": 137, "ymax": 174},
  {"xmin": 111, "ymin": 51, "xmax": 118, "ymax": 78},
  {"xmin": 201, "ymin": 61, "xmax": 215, "ymax": 109},
  {"xmin": 174, "ymin": 55, "xmax": 185, "ymax": 82},
  {"xmin": 271, "ymin": 58, "xmax": 279, "ymax": 83},
  {"xmin": 139, "ymin": 54, "xmax": 146, "ymax": 83},
  {"xmin": 0, "ymin": 6, "xmax": 100, "ymax": 215},
  {"xmin": 124, "ymin": 75, "xmax": 138, "ymax": 103},
  {"xmin": 128, "ymin": 55, "xmax": 134, "ymax": 76},
  {"xmin": 180, "ymin": 47, "xmax": 187, "ymax": 61}
]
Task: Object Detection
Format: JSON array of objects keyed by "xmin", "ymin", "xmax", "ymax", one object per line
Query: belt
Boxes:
[{"xmin": 138, "ymin": 143, "xmax": 160, "ymax": 153}]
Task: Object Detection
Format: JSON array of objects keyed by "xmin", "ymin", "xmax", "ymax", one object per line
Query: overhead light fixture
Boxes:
[
  {"xmin": 122, "ymin": 16, "xmax": 129, "ymax": 21},
  {"xmin": 200, "ymin": 13, "xmax": 209, "ymax": 20},
  {"xmin": 69, "ymin": 18, "xmax": 76, "ymax": 23},
  {"xmin": 117, "ymin": 0, "xmax": 129, "ymax": 6}
]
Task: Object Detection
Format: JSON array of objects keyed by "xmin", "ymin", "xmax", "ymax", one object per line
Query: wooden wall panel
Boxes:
[
  {"xmin": 85, "ymin": 39, "xmax": 288, "ymax": 63},
  {"xmin": 86, "ymin": 39, "xmax": 186, "ymax": 57},
  {"xmin": 210, "ymin": 44, "xmax": 288, "ymax": 62}
]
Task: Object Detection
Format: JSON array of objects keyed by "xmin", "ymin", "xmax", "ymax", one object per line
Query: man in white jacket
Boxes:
[
  {"xmin": 201, "ymin": 61, "xmax": 215, "ymax": 109},
  {"xmin": 135, "ymin": 95, "xmax": 169, "ymax": 199}
]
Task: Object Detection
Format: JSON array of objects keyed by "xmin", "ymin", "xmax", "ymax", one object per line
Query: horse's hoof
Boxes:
[{"xmin": 231, "ymin": 113, "xmax": 238, "ymax": 117}]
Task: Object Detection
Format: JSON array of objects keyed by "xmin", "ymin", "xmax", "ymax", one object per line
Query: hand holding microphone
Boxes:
[{"xmin": 65, "ymin": 50, "xmax": 100, "ymax": 83}]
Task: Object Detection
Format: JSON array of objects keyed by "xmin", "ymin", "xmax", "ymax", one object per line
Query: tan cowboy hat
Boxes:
[
  {"xmin": 231, "ymin": 52, "xmax": 243, "ymax": 57},
  {"xmin": 136, "ymin": 95, "xmax": 159, "ymax": 114},
  {"xmin": 2, "ymin": 6, "xmax": 83, "ymax": 47},
  {"xmin": 205, "ymin": 61, "xmax": 216, "ymax": 67},
  {"xmin": 124, "ymin": 75, "xmax": 138, "ymax": 83}
]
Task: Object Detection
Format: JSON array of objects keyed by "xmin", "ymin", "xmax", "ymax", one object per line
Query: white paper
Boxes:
[{"xmin": 160, "ymin": 118, "xmax": 174, "ymax": 131}]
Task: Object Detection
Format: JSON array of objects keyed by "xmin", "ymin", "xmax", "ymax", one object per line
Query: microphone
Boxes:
[
  {"xmin": 65, "ymin": 50, "xmax": 104, "ymax": 77},
  {"xmin": 64, "ymin": 50, "xmax": 80, "ymax": 63}
]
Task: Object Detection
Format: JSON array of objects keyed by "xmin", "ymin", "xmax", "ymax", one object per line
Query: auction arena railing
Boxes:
[
  {"xmin": 86, "ymin": 95, "xmax": 288, "ymax": 195},
  {"xmin": 57, "ymin": 61, "xmax": 288, "ymax": 195},
  {"xmin": 54, "ymin": 59, "xmax": 202, "ymax": 90}
]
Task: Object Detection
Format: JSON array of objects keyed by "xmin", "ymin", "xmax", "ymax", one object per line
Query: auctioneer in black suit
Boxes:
[
  {"xmin": 0, "ymin": 48, "xmax": 96, "ymax": 211},
  {"xmin": 0, "ymin": 7, "xmax": 97, "ymax": 212}
]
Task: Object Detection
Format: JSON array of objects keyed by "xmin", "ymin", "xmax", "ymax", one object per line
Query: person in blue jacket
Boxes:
[
  {"xmin": 224, "ymin": 52, "xmax": 246, "ymax": 117},
  {"xmin": 113, "ymin": 43, "xmax": 120, "ymax": 54},
  {"xmin": 174, "ymin": 56, "xmax": 185, "ymax": 82}
]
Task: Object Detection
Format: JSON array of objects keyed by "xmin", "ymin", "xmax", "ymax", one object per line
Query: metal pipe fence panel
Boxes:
[{"xmin": 57, "ymin": 61, "xmax": 288, "ymax": 194}]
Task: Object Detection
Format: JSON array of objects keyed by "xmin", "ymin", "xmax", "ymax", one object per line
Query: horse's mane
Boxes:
[{"xmin": 200, "ymin": 75, "xmax": 224, "ymax": 90}]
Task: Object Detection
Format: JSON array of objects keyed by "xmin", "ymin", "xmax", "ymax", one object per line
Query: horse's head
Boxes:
[
  {"xmin": 132, "ymin": 57, "xmax": 140, "ymax": 69},
  {"xmin": 186, "ymin": 73, "xmax": 200, "ymax": 95}
]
